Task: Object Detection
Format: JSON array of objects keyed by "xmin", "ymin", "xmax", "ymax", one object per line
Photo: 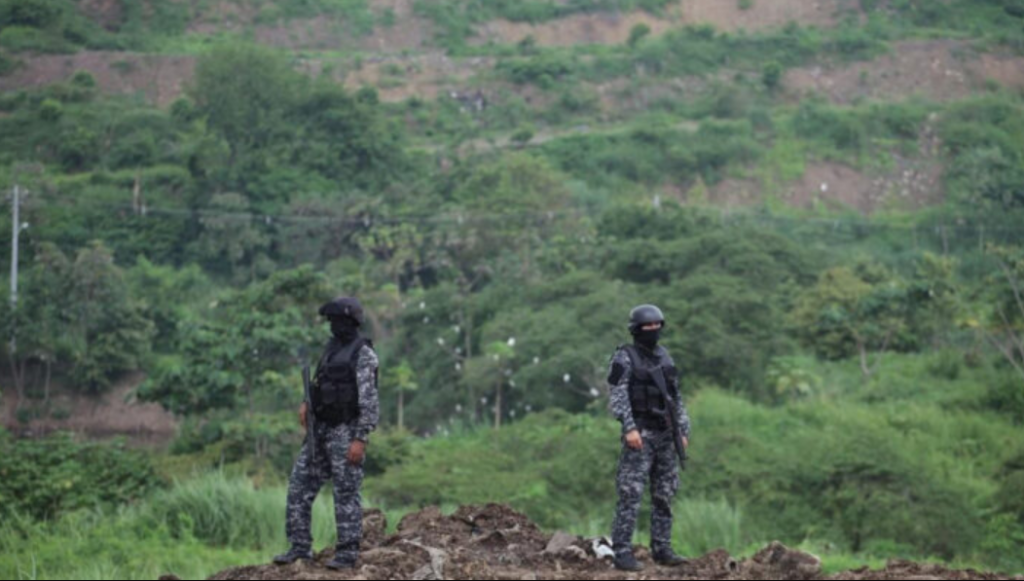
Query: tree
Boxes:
[
  {"xmin": 193, "ymin": 192, "xmax": 270, "ymax": 282},
  {"xmin": 627, "ymin": 23, "xmax": 652, "ymax": 48},
  {"xmin": 3, "ymin": 242, "xmax": 154, "ymax": 397},
  {"xmin": 908, "ymin": 253, "xmax": 962, "ymax": 348},
  {"xmin": 791, "ymin": 265, "xmax": 912, "ymax": 379},
  {"xmin": 190, "ymin": 43, "xmax": 303, "ymax": 186},
  {"xmin": 386, "ymin": 360, "xmax": 419, "ymax": 431},
  {"xmin": 67, "ymin": 241, "xmax": 154, "ymax": 392},
  {"xmin": 140, "ymin": 267, "xmax": 329, "ymax": 416},
  {"xmin": 0, "ymin": 0, "xmax": 63, "ymax": 28},
  {"xmin": 20, "ymin": 243, "xmax": 72, "ymax": 402},
  {"xmin": 762, "ymin": 61, "xmax": 783, "ymax": 91},
  {"xmin": 289, "ymin": 80, "xmax": 409, "ymax": 192},
  {"xmin": 977, "ymin": 245, "xmax": 1024, "ymax": 386}
]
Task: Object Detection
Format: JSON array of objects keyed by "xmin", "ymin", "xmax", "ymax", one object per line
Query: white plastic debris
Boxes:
[{"xmin": 592, "ymin": 537, "xmax": 615, "ymax": 560}]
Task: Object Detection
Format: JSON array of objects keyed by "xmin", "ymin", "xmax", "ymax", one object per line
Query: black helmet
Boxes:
[
  {"xmin": 629, "ymin": 304, "xmax": 665, "ymax": 332},
  {"xmin": 319, "ymin": 297, "xmax": 365, "ymax": 326}
]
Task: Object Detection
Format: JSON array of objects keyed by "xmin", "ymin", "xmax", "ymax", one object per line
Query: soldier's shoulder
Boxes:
[
  {"xmin": 358, "ymin": 343, "xmax": 379, "ymax": 364},
  {"xmin": 610, "ymin": 345, "xmax": 634, "ymax": 363}
]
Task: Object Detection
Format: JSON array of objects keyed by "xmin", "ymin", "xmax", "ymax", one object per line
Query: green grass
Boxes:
[{"xmin": 0, "ymin": 471, "xmax": 336, "ymax": 581}]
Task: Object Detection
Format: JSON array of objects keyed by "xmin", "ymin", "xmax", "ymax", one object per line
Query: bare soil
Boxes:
[
  {"xmin": 785, "ymin": 41, "xmax": 1024, "ymax": 104},
  {"xmin": 473, "ymin": 0, "xmax": 846, "ymax": 48},
  {"xmin": 2, "ymin": 373, "xmax": 178, "ymax": 446},
  {"xmin": 0, "ymin": 51, "xmax": 195, "ymax": 107}
]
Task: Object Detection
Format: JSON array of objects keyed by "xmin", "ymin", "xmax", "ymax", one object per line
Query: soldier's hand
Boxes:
[
  {"xmin": 625, "ymin": 430, "xmax": 643, "ymax": 451},
  {"xmin": 299, "ymin": 403, "xmax": 308, "ymax": 430},
  {"xmin": 347, "ymin": 440, "xmax": 366, "ymax": 465},
  {"xmin": 682, "ymin": 436, "xmax": 689, "ymax": 450}
]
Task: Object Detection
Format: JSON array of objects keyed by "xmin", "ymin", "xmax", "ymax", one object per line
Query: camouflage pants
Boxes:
[
  {"xmin": 611, "ymin": 428, "xmax": 681, "ymax": 555},
  {"xmin": 285, "ymin": 422, "xmax": 365, "ymax": 563}
]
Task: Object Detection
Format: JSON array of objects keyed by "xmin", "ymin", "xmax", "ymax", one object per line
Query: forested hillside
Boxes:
[{"xmin": 1, "ymin": 1, "xmax": 1024, "ymax": 579}]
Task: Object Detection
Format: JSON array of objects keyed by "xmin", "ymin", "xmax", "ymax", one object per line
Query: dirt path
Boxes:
[{"xmin": 193, "ymin": 504, "xmax": 1023, "ymax": 581}]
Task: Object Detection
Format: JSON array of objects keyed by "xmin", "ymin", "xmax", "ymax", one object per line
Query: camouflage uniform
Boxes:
[
  {"xmin": 608, "ymin": 346, "xmax": 690, "ymax": 556},
  {"xmin": 285, "ymin": 344, "xmax": 379, "ymax": 563}
]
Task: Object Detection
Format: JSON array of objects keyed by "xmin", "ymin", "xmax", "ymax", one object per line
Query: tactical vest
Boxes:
[
  {"xmin": 312, "ymin": 338, "xmax": 370, "ymax": 426},
  {"xmin": 621, "ymin": 345, "xmax": 679, "ymax": 431}
]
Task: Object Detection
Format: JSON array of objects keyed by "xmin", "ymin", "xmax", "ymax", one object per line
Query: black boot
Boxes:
[
  {"xmin": 652, "ymin": 546, "xmax": 689, "ymax": 567},
  {"xmin": 272, "ymin": 547, "xmax": 313, "ymax": 565},
  {"xmin": 326, "ymin": 555, "xmax": 357, "ymax": 571},
  {"xmin": 613, "ymin": 551, "xmax": 644, "ymax": 572}
]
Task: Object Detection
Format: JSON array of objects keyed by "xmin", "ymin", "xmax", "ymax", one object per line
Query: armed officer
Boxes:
[
  {"xmin": 607, "ymin": 304, "xmax": 691, "ymax": 572},
  {"xmin": 274, "ymin": 297, "xmax": 380, "ymax": 570}
]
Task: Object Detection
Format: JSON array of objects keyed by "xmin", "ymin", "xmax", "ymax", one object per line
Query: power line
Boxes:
[{"xmin": 19, "ymin": 195, "xmax": 1024, "ymax": 235}]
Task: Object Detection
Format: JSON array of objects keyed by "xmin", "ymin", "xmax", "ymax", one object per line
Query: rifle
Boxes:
[
  {"xmin": 302, "ymin": 361, "xmax": 317, "ymax": 466},
  {"xmin": 651, "ymin": 366, "xmax": 687, "ymax": 472}
]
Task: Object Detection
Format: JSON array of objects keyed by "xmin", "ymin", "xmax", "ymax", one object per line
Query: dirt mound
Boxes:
[
  {"xmin": 198, "ymin": 505, "xmax": 1021, "ymax": 581},
  {"xmin": 832, "ymin": 560, "xmax": 1022, "ymax": 581}
]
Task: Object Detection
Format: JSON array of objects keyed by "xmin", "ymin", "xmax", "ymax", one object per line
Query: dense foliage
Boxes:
[{"xmin": 2, "ymin": 1, "xmax": 1024, "ymax": 578}]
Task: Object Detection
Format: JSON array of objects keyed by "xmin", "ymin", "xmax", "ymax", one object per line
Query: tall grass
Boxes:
[
  {"xmin": 0, "ymin": 468, "xmax": 757, "ymax": 579},
  {"xmin": 0, "ymin": 472, "xmax": 336, "ymax": 581}
]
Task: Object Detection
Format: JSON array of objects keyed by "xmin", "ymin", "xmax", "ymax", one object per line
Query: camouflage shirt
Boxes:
[
  {"xmin": 352, "ymin": 345, "xmax": 380, "ymax": 443},
  {"xmin": 607, "ymin": 346, "xmax": 691, "ymax": 439}
]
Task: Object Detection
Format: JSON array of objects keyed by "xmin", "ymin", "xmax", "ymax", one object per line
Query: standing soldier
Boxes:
[
  {"xmin": 607, "ymin": 304, "xmax": 691, "ymax": 572},
  {"xmin": 274, "ymin": 297, "xmax": 380, "ymax": 571}
]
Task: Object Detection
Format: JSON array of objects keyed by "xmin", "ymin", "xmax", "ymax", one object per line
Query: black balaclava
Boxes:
[
  {"xmin": 330, "ymin": 316, "xmax": 360, "ymax": 344},
  {"xmin": 633, "ymin": 326, "xmax": 662, "ymax": 352}
]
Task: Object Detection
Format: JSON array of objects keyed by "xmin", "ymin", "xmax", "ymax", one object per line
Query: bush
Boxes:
[
  {"xmin": 0, "ymin": 0, "xmax": 63, "ymax": 28},
  {"xmin": 496, "ymin": 52, "xmax": 576, "ymax": 88},
  {"xmin": 628, "ymin": 23, "xmax": 651, "ymax": 48},
  {"xmin": 0, "ymin": 433, "xmax": 161, "ymax": 521},
  {"xmin": 762, "ymin": 61, "xmax": 783, "ymax": 90},
  {"xmin": 0, "ymin": 51, "xmax": 20, "ymax": 76},
  {"xmin": 69, "ymin": 70, "xmax": 95, "ymax": 89},
  {"xmin": 0, "ymin": 25, "xmax": 72, "ymax": 53},
  {"xmin": 988, "ymin": 379, "xmax": 1024, "ymax": 424},
  {"xmin": 38, "ymin": 97, "xmax": 63, "ymax": 121},
  {"xmin": 792, "ymin": 100, "xmax": 866, "ymax": 153}
]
